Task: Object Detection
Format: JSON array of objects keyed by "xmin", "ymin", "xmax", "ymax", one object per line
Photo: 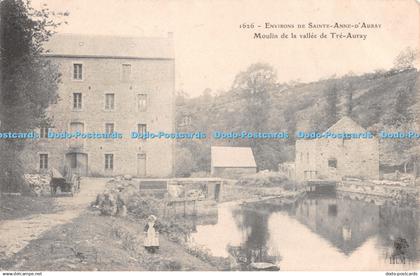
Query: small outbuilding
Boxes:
[{"xmin": 211, "ymin": 146, "xmax": 257, "ymax": 178}]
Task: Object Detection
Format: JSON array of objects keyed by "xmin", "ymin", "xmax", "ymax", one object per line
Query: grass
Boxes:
[
  {"xmin": 0, "ymin": 195, "xmax": 61, "ymax": 220},
  {"xmin": 0, "ymin": 211, "xmax": 216, "ymax": 271}
]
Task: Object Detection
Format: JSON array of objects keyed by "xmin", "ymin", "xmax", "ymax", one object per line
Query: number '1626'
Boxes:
[{"xmin": 239, "ymin": 23, "xmax": 255, "ymax": 29}]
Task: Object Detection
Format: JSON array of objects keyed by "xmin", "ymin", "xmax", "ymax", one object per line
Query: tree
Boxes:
[
  {"xmin": 324, "ymin": 81, "xmax": 339, "ymax": 128},
  {"xmin": 384, "ymin": 87, "xmax": 413, "ymax": 127},
  {"xmin": 383, "ymin": 86, "xmax": 416, "ymax": 172},
  {"xmin": 345, "ymin": 85, "xmax": 354, "ymax": 117},
  {"xmin": 393, "ymin": 47, "xmax": 417, "ymax": 71},
  {"xmin": 283, "ymin": 105, "xmax": 297, "ymax": 145},
  {"xmin": 231, "ymin": 63, "xmax": 277, "ymax": 146},
  {"xmin": 175, "ymin": 147, "xmax": 194, "ymax": 177},
  {"xmin": 0, "ymin": 0, "xmax": 66, "ymax": 192},
  {"xmin": 365, "ymin": 101, "xmax": 383, "ymax": 127},
  {"xmin": 175, "ymin": 89, "xmax": 191, "ymax": 106},
  {"xmin": 310, "ymin": 81, "xmax": 340, "ymax": 132}
]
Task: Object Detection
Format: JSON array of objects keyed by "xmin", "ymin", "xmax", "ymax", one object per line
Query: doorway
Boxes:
[
  {"xmin": 65, "ymin": 152, "xmax": 88, "ymax": 176},
  {"xmin": 137, "ymin": 153, "xmax": 146, "ymax": 177}
]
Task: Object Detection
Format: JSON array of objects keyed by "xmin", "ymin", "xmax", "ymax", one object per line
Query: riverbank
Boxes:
[
  {"xmin": 337, "ymin": 179, "xmax": 419, "ymax": 207},
  {"xmin": 93, "ymin": 178, "xmax": 232, "ymax": 270},
  {"xmin": 0, "ymin": 177, "xmax": 229, "ymax": 271},
  {"xmin": 0, "ymin": 210, "xmax": 217, "ymax": 271},
  {"xmin": 0, "ymin": 175, "xmax": 306, "ymax": 271},
  {"xmin": 98, "ymin": 175, "xmax": 306, "ymax": 270},
  {"xmin": 221, "ymin": 181, "xmax": 306, "ymax": 203}
]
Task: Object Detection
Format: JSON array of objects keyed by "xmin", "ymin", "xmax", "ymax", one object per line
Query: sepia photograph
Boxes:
[{"xmin": 0, "ymin": 0, "xmax": 419, "ymax": 274}]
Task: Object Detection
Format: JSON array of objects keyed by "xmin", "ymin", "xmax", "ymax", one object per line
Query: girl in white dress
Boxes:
[{"xmin": 144, "ymin": 215, "xmax": 160, "ymax": 253}]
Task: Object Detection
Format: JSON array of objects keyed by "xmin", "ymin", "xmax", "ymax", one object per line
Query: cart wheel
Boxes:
[{"xmin": 72, "ymin": 177, "xmax": 79, "ymax": 195}]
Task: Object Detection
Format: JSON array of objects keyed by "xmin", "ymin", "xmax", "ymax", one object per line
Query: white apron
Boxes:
[{"xmin": 144, "ymin": 222, "xmax": 159, "ymax": 247}]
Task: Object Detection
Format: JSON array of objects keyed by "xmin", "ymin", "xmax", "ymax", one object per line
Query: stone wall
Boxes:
[
  {"xmin": 211, "ymin": 167, "xmax": 256, "ymax": 179},
  {"xmin": 295, "ymin": 138, "xmax": 379, "ymax": 182},
  {"xmin": 21, "ymin": 56, "xmax": 175, "ymax": 177}
]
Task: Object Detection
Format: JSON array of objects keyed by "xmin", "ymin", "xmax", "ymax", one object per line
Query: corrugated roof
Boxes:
[
  {"xmin": 42, "ymin": 33, "xmax": 174, "ymax": 59},
  {"xmin": 211, "ymin": 146, "xmax": 257, "ymax": 168}
]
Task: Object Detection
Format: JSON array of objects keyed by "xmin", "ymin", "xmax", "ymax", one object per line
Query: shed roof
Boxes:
[
  {"xmin": 42, "ymin": 33, "xmax": 174, "ymax": 59},
  {"xmin": 211, "ymin": 146, "xmax": 257, "ymax": 168}
]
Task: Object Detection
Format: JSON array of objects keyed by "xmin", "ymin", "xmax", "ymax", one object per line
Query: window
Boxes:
[
  {"xmin": 105, "ymin": 154, "xmax": 114, "ymax": 170},
  {"xmin": 306, "ymin": 152, "xmax": 309, "ymax": 163},
  {"xmin": 73, "ymin": 93, "xmax": 82, "ymax": 110},
  {"xmin": 40, "ymin": 126, "xmax": 49, "ymax": 138},
  {"xmin": 70, "ymin": 122, "xmax": 84, "ymax": 132},
  {"xmin": 328, "ymin": 158, "xmax": 338, "ymax": 168},
  {"xmin": 182, "ymin": 115, "xmax": 192, "ymax": 126},
  {"xmin": 138, "ymin": 123, "xmax": 147, "ymax": 134},
  {"xmin": 73, "ymin": 63, "xmax": 83, "ymax": 80},
  {"xmin": 105, "ymin": 93, "xmax": 115, "ymax": 110},
  {"xmin": 328, "ymin": 204, "xmax": 338, "ymax": 217},
  {"xmin": 122, "ymin": 64, "xmax": 131, "ymax": 82},
  {"xmin": 39, "ymin": 154, "xmax": 48, "ymax": 170},
  {"xmin": 105, "ymin": 123, "xmax": 114, "ymax": 134},
  {"xmin": 137, "ymin": 94, "xmax": 147, "ymax": 111}
]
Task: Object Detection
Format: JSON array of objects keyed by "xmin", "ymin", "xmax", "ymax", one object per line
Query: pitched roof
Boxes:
[
  {"xmin": 325, "ymin": 116, "xmax": 367, "ymax": 133},
  {"xmin": 211, "ymin": 146, "xmax": 257, "ymax": 168},
  {"xmin": 42, "ymin": 33, "xmax": 174, "ymax": 59}
]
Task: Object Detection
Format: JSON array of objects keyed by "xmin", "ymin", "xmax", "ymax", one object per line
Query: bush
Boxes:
[
  {"xmin": 126, "ymin": 194, "xmax": 163, "ymax": 219},
  {"xmin": 175, "ymin": 148, "xmax": 194, "ymax": 177},
  {"xmin": 159, "ymin": 218, "xmax": 192, "ymax": 243},
  {"xmin": 237, "ymin": 172, "xmax": 289, "ymax": 187},
  {"xmin": 0, "ymin": 146, "xmax": 26, "ymax": 193},
  {"xmin": 158, "ymin": 259, "xmax": 183, "ymax": 271}
]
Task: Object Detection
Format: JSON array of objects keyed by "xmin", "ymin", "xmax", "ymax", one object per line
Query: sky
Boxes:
[{"xmin": 31, "ymin": 0, "xmax": 419, "ymax": 97}]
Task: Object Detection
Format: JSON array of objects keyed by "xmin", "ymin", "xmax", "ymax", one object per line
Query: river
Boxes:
[{"xmin": 188, "ymin": 193, "xmax": 419, "ymax": 270}]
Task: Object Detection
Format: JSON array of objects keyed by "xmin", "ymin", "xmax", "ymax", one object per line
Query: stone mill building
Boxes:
[
  {"xmin": 21, "ymin": 33, "xmax": 175, "ymax": 177},
  {"xmin": 294, "ymin": 116, "xmax": 380, "ymax": 182}
]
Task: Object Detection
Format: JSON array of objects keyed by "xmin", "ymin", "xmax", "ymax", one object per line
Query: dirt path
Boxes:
[{"xmin": 0, "ymin": 177, "xmax": 107, "ymax": 259}]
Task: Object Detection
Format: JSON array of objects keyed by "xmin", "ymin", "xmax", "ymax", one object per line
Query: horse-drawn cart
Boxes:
[{"xmin": 50, "ymin": 168, "xmax": 80, "ymax": 196}]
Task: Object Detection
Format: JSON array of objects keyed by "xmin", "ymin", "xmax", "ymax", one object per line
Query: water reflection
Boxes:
[
  {"xmin": 189, "ymin": 195, "xmax": 419, "ymax": 270},
  {"xmin": 294, "ymin": 195, "xmax": 381, "ymax": 255}
]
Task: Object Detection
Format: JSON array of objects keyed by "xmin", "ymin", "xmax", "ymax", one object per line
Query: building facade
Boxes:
[
  {"xmin": 211, "ymin": 146, "xmax": 257, "ymax": 178},
  {"xmin": 295, "ymin": 117, "xmax": 379, "ymax": 182},
  {"xmin": 21, "ymin": 34, "xmax": 175, "ymax": 177}
]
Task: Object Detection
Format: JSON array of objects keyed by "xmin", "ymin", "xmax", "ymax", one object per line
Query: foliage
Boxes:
[
  {"xmin": 384, "ymin": 87, "xmax": 414, "ymax": 127},
  {"xmin": 176, "ymin": 61, "xmax": 419, "ymax": 172},
  {"xmin": 0, "ymin": 0, "xmax": 66, "ymax": 192},
  {"xmin": 324, "ymin": 81, "xmax": 339, "ymax": 129},
  {"xmin": 125, "ymin": 194, "xmax": 163, "ymax": 219},
  {"xmin": 381, "ymin": 82, "xmax": 417, "ymax": 170},
  {"xmin": 185, "ymin": 244, "xmax": 231, "ymax": 270},
  {"xmin": 237, "ymin": 172, "xmax": 294, "ymax": 188},
  {"xmin": 231, "ymin": 63, "xmax": 277, "ymax": 145},
  {"xmin": 393, "ymin": 47, "xmax": 417, "ymax": 70},
  {"xmin": 175, "ymin": 147, "xmax": 194, "ymax": 177}
]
